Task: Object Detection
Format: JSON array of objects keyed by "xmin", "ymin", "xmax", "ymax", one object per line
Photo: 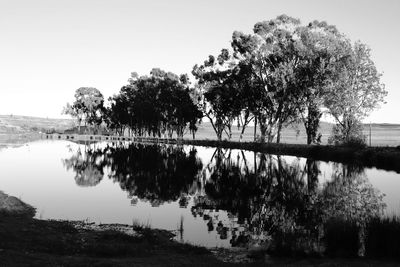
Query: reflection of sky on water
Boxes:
[{"xmin": 0, "ymin": 139, "xmax": 399, "ymax": 248}]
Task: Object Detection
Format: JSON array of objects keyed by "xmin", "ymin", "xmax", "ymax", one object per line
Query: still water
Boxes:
[{"xmin": 1, "ymin": 139, "xmax": 400, "ymax": 249}]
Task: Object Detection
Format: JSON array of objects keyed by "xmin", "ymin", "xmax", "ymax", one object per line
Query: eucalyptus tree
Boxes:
[
  {"xmin": 104, "ymin": 93, "xmax": 130, "ymax": 135},
  {"xmin": 228, "ymin": 15, "xmax": 367, "ymax": 144},
  {"xmin": 63, "ymin": 87, "xmax": 104, "ymax": 133},
  {"xmin": 292, "ymin": 21, "xmax": 350, "ymax": 144},
  {"xmin": 62, "ymin": 102, "xmax": 83, "ymax": 132},
  {"xmin": 193, "ymin": 49, "xmax": 254, "ymax": 141},
  {"xmin": 231, "ymin": 15, "xmax": 304, "ymax": 143},
  {"xmin": 324, "ymin": 42, "xmax": 387, "ymax": 145},
  {"xmin": 118, "ymin": 69, "xmax": 202, "ymax": 138}
]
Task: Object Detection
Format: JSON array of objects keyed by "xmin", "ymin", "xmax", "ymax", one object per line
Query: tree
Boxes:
[
  {"xmin": 104, "ymin": 94, "xmax": 130, "ymax": 135},
  {"xmin": 193, "ymin": 49, "xmax": 254, "ymax": 141},
  {"xmin": 324, "ymin": 42, "xmax": 387, "ymax": 144},
  {"xmin": 62, "ymin": 102, "xmax": 83, "ymax": 132},
  {"xmin": 115, "ymin": 69, "xmax": 202, "ymax": 138},
  {"xmin": 63, "ymin": 87, "xmax": 105, "ymax": 133},
  {"xmin": 63, "ymin": 145, "xmax": 106, "ymax": 187},
  {"xmin": 292, "ymin": 21, "xmax": 350, "ymax": 144},
  {"xmin": 231, "ymin": 15, "xmax": 303, "ymax": 143}
]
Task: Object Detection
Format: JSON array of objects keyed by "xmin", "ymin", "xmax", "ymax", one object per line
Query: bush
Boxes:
[
  {"xmin": 342, "ymin": 136, "xmax": 367, "ymax": 149},
  {"xmin": 328, "ymin": 120, "xmax": 366, "ymax": 148}
]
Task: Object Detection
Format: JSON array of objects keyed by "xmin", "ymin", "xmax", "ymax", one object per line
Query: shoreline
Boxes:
[
  {"xmin": 183, "ymin": 139, "xmax": 400, "ymax": 173},
  {"xmin": 6, "ymin": 132, "xmax": 400, "ymax": 173}
]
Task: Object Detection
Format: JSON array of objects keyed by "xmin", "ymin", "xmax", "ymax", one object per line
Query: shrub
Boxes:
[
  {"xmin": 342, "ymin": 136, "xmax": 367, "ymax": 149},
  {"xmin": 328, "ymin": 120, "xmax": 366, "ymax": 148}
]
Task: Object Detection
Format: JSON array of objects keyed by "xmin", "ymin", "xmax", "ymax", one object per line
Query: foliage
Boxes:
[
  {"xmin": 230, "ymin": 15, "xmax": 303, "ymax": 143},
  {"xmin": 324, "ymin": 42, "xmax": 387, "ymax": 144},
  {"xmin": 320, "ymin": 164, "xmax": 386, "ymax": 223},
  {"xmin": 192, "ymin": 49, "xmax": 253, "ymax": 141},
  {"xmin": 63, "ymin": 15, "xmax": 386, "ymax": 146},
  {"xmin": 116, "ymin": 69, "xmax": 202, "ymax": 138},
  {"xmin": 63, "ymin": 143, "xmax": 203, "ymax": 206},
  {"xmin": 63, "ymin": 87, "xmax": 105, "ymax": 133},
  {"xmin": 103, "ymin": 94, "xmax": 130, "ymax": 135},
  {"xmin": 292, "ymin": 21, "xmax": 349, "ymax": 144},
  {"xmin": 328, "ymin": 119, "xmax": 367, "ymax": 147},
  {"xmin": 191, "ymin": 15, "xmax": 385, "ymax": 145},
  {"xmin": 63, "ymin": 145, "xmax": 106, "ymax": 186}
]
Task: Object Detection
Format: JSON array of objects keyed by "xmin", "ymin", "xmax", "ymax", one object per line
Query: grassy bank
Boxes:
[{"xmin": 183, "ymin": 139, "xmax": 400, "ymax": 173}]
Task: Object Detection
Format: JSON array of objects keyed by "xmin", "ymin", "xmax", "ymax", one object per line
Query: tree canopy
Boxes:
[
  {"xmin": 105, "ymin": 68, "xmax": 202, "ymax": 138},
  {"xmin": 63, "ymin": 15, "xmax": 386, "ymax": 145},
  {"xmin": 63, "ymin": 87, "xmax": 104, "ymax": 133}
]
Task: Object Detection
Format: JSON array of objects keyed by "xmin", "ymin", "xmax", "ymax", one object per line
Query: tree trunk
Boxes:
[
  {"xmin": 262, "ymin": 123, "xmax": 276, "ymax": 143},
  {"xmin": 276, "ymin": 122, "xmax": 283, "ymax": 144},
  {"xmin": 239, "ymin": 125, "xmax": 246, "ymax": 142},
  {"xmin": 216, "ymin": 130, "xmax": 223, "ymax": 141},
  {"xmin": 259, "ymin": 123, "xmax": 267, "ymax": 143},
  {"xmin": 253, "ymin": 116, "xmax": 257, "ymax": 142},
  {"xmin": 306, "ymin": 127, "xmax": 313, "ymax": 145},
  {"xmin": 304, "ymin": 102, "xmax": 322, "ymax": 145},
  {"xmin": 226, "ymin": 125, "xmax": 232, "ymax": 140}
]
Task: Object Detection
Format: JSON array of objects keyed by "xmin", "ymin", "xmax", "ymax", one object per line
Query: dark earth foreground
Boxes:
[{"xmin": 0, "ymin": 191, "xmax": 399, "ymax": 267}]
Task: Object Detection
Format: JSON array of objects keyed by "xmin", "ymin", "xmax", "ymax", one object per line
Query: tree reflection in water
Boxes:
[
  {"xmin": 190, "ymin": 149, "xmax": 386, "ymax": 255},
  {"xmin": 103, "ymin": 143, "xmax": 203, "ymax": 207},
  {"xmin": 63, "ymin": 143, "xmax": 386, "ymax": 255},
  {"xmin": 63, "ymin": 142, "xmax": 203, "ymax": 206},
  {"xmin": 63, "ymin": 143, "xmax": 107, "ymax": 187}
]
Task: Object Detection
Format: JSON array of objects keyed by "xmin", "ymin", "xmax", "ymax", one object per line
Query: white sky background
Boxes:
[{"xmin": 0, "ymin": 0, "xmax": 399, "ymax": 122}]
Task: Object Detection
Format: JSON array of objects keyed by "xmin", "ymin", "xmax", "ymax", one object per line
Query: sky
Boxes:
[{"xmin": 0, "ymin": 0, "xmax": 399, "ymax": 122}]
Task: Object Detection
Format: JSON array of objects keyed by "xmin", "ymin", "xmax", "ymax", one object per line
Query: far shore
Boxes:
[
  {"xmin": 2, "ymin": 131, "xmax": 400, "ymax": 173},
  {"xmin": 183, "ymin": 139, "xmax": 400, "ymax": 174},
  {"xmin": 41, "ymin": 132, "xmax": 400, "ymax": 173}
]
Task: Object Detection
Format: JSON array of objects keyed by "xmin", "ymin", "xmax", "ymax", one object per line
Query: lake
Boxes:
[{"xmin": 1, "ymin": 139, "xmax": 400, "ymax": 251}]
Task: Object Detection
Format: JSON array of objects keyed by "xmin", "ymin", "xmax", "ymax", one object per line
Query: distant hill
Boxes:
[{"xmin": 0, "ymin": 115, "xmax": 75, "ymax": 134}]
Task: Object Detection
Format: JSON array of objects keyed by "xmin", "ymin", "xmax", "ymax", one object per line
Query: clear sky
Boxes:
[{"xmin": 1, "ymin": 0, "xmax": 399, "ymax": 122}]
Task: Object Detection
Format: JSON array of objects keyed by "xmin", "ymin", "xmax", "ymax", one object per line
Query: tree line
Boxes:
[{"xmin": 63, "ymin": 15, "xmax": 386, "ymax": 145}]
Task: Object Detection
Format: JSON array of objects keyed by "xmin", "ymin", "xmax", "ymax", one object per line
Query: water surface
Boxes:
[{"xmin": 0, "ymin": 139, "xmax": 399, "ymax": 249}]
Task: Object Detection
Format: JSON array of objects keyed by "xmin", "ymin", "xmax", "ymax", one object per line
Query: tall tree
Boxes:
[
  {"xmin": 293, "ymin": 21, "xmax": 350, "ymax": 144},
  {"xmin": 324, "ymin": 42, "xmax": 387, "ymax": 144},
  {"xmin": 104, "ymin": 94, "xmax": 130, "ymax": 135},
  {"xmin": 193, "ymin": 49, "xmax": 253, "ymax": 141},
  {"xmin": 231, "ymin": 15, "xmax": 303, "ymax": 143},
  {"xmin": 117, "ymin": 69, "xmax": 202, "ymax": 138}
]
